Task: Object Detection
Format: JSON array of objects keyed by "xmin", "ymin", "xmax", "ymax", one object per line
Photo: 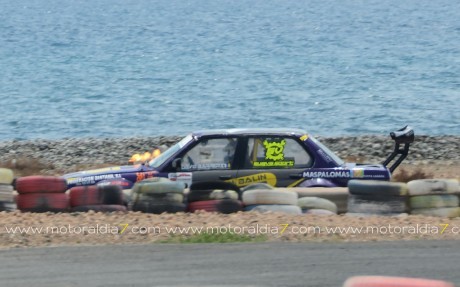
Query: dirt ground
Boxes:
[{"xmin": 393, "ymin": 162, "xmax": 459, "ymax": 181}]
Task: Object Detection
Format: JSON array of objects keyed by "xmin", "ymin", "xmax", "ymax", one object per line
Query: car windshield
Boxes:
[
  {"xmin": 148, "ymin": 134, "xmax": 194, "ymax": 168},
  {"xmin": 310, "ymin": 136, "xmax": 345, "ymax": 166}
]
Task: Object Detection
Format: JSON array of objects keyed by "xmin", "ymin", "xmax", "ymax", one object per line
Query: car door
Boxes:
[
  {"xmin": 177, "ymin": 136, "xmax": 239, "ymax": 184},
  {"xmin": 234, "ymin": 135, "xmax": 313, "ymax": 187}
]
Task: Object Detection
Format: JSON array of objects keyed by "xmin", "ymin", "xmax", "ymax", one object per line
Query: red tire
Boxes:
[
  {"xmin": 16, "ymin": 193, "xmax": 69, "ymax": 212},
  {"xmin": 343, "ymin": 276, "xmax": 455, "ymax": 287},
  {"xmin": 69, "ymin": 185, "xmax": 123, "ymax": 207},
  {"xmin": 71, "ymin": 205, "xmax": 127, "ymax": 213},
  {"xmin": 188, "ymin": 199, "xmax": 242, "ymax": 213},
  {"xmin": 16, "ymin": 176, "xmax": 67, "ymax": 194},
  {"xmin": 188, "ymin": 200, "xmax": 220, "ymax": 212}
]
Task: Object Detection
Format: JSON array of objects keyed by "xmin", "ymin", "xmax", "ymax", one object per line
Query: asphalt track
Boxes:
[{"xmin": 0, "ymin": 240, "xmax": 458, "ymax": 287}]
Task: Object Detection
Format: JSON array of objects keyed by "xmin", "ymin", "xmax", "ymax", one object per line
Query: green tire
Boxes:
[
  {"xmin": 297, "ymin": 197, "xmax": 338, "ymax": 214},
  {"xmin": 133, "ymin": 178, "xmax": 185, "ymax": 195},
  {"xmin": 409, "ymin": 195, "xmax": 459, "ymax": 209}
]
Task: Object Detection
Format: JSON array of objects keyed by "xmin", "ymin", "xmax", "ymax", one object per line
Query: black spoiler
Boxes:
[{"xmin": 382, "ymin": 126, "xmax": 415, "ymax": 173}]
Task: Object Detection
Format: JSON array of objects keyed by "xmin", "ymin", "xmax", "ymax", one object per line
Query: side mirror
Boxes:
[{"xmin": 172, "ymin": 158, "xmax": 182, "ymax": 171}]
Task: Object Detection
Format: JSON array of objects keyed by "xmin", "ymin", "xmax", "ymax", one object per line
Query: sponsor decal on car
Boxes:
[
  {"xmin": 226, "ymin": 172, "xmax": 277, "ymax": 187},
  {"xmin": 253, "ymin": 140, "xmax": 295, "ymax": 167},
  {"xmin": 66, "ymin": 173, "xmax": 123, "ymax": 185},
  {"xmin": 302, "ymin": 168, "xmax": 380, "ymax": 179},
  {"xmin": 317, "ymin": 149, "xmax": 333, "ymax": 163},
  {"xmin": 303, "ymin": 171, "xmax": 350, "ymax": 178},
  {"xmin": 352, "ymin": 168, "xmax": 365, "ymax": 178},
  {"xmin": 168, "ymin": 172, "xmax": 192, "ymax": 188},
  {"xmin": 135, "ymin": 171, "xmax": 158, "ymax": 181},
  {"xmin": 186, "ymin": 163, "xmax": 229, "ymax": 170}
]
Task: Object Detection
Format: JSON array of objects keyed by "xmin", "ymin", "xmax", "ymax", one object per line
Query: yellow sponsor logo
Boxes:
[
  {"xmin": 226, "ymin": 173, "xmax": 277, "ymax": 187},
  {"xmin": 352, "ymin": 169, "xmax": 365, "ymax": 178},
  {"xmin": 300, "ymin": 134, "xmax": 309, "ymax": 141}
]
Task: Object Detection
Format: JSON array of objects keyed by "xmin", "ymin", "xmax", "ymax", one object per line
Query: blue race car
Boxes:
[{"xmin": 63, "ymin": 126, "xmax": 414, "ymax": 189}]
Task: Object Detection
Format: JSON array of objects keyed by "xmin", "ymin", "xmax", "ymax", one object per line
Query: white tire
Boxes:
[
  {"xmin": 278, "ymin": 187, "xmax": 348, "ymax": 214},
  {"xmin": 0, "ymin": 168, "xmax": 14, "ymax": 185},
  {"xmin": 297, "ymin": 197, "xmax": 337, "ymax": 214},
  {"xmin": 0, "ymin": 184, "xmax": 14, "ymax": 202},
  {"xmin": 242, "ymin": 189, "xmax": 298, "ymax": 205},
  {"xmin": 408, "ymin": 179, "xmax": 459, "ymax": 196},
  {"xmin": 241, "ymin": 183, "xmax": 275, "ymax": 192},
  {"xmin": 410, "ymin": 207, "xmax": 460, "ymax": 218},
  {"xmin": 209, "ymin": 190, "xmax": 239, "ymax": 200}
]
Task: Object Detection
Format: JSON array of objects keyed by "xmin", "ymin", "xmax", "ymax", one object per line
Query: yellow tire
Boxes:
[{"xmin": 0, "ymin": 168, "xmax": 14, "ymax": 185}]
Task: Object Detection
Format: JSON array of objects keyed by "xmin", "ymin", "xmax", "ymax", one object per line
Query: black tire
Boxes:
[
  {"xmin": 348, "ymin": 180, "xmax": 407, "ymax": 196},
  {"xmin": 216, "ymin": 199, "xmax": 243, "ymax": 214},
  {"xmin": 132, "ymin": 201, "xmax": 186, "ymax": 214},
  {"xmin": 135, "ymin": 193, "xmax": 184, "ymax": 204}
]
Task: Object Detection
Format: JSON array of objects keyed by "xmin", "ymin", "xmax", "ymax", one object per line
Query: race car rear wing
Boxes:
[{"xmin": 382, "ymin": 126, "xmax": 415, "ymax": 173}]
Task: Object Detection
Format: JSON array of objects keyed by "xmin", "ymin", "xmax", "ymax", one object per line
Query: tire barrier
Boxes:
[
  {"xmin": 244, "ymin": 204, "xmax": 302, "ymax": 215},
  {"xmin": 15, "ymin": 175, "xmax": 69, "ymax": 212},
  {"xmin": 0, "ymin": 168, "xmax": 14, "ymax": 185},
  {"xmin": 276, "ymin": 187, "xmax": 348, "ymax": 214},
  {"xmin": 188, "ymin": 199, "xmax": 242, "ymax": 214},
  {"xmin": 242, "ymin": 189, "xmax": 298, "ymax": 206},
  {"xmin": 343, "ymin": 276, "xmax": 455, "ymax": 287},
  {"xmin": 407, "ymin": 179, "xmax": 459, "ymax": 196},
  {"xmin": 409, "ymin": 195, "xmax": 459, "ymax": 209},
  {"xmin": 346, "ymin": 180, "xmax": 409, "ymax": 216},
  {"xmin": 69, "ymin": 185, "xmax": 124, "ymax": 207},
  {"xmin": 297, "ymin": 197, "xmax": 338, "ymax": 214},
  {"xmin": 16, "ymin": 193, "xmax": 69, "ymax": 213},
  {"xmin": 71, "ymin": 204, "xmax": 127, "ymax": 213},
  {"xmin": 131, "ymin": 178, "xmax": 186, "ymax": 214},
  {"xmin": 16, "ymin": 176, "xmax": 68, "ymax": 194},
  {"xmin": 408, "ymin": 179, "xmax": 460, "ymax": 217}
]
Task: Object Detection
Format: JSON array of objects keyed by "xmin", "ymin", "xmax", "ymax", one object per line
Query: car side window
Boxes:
[
  {"xmin": 245, "ymin": 137, "xmax": 312, "ymax": 169},
  {"xmin": 181, "ymin": 138, "xmax": 237, "ymax": 171}
]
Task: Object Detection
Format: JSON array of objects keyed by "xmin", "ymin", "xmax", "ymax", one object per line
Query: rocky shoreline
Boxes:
[{"xmin": 0, "ymin": 135, "xmax": 459, "ymax": 176}]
